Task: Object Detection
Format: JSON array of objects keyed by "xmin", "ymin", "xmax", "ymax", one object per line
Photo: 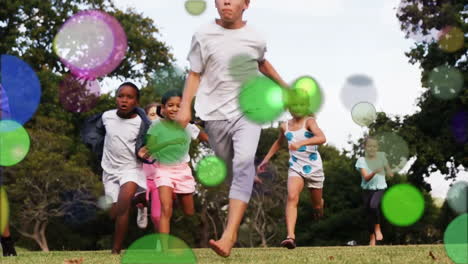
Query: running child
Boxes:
[
  {"xmin": 177, "ymin": 0, "xmax": 288, "ymax": 257},
  {"xmin": 149, "ymin": 90, "xmax": 208, "ymax": 235},
  {"xmin": 356, "ymin": 136, "xmax": 393, "ymax": 246},
  {"xmin": 258, "ymin": 109, "xmax": 326, "ymax": 249},
  {"xmin": 82, "ymin": 82, "xmax": 151, "ymax": 254}
]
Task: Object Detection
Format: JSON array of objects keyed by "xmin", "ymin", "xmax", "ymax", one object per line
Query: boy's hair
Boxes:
[
  {"xmin": 161, "ymin": 90, "xmax": 182, "ymax": 105},
  {"xmin": 117, "ymin": 82, "xmax": 140, "ymax": 100}
]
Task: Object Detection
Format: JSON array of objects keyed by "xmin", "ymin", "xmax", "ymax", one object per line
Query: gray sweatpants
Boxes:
[{"xmin": 205, "ymin": 115, "xmax": 261, "ymax": 203}]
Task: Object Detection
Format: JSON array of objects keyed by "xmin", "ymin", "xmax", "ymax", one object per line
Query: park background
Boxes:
[{"xmin": 0, "ymin": 0, "xmax": 466, "ymax": 260}]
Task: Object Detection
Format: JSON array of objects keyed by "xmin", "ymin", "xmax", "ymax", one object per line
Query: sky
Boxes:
[{"xmin": 107, "ymin": 0, "xmax": 467, "ymax": 198}]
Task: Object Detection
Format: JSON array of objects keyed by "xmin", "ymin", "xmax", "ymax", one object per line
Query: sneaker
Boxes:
[
  {"xmin": 137, "ymin": 207, "xmax": 148, "ymax": 229},
  {"xmin": 1, "ymin": 236, "xmax": 18, "ymax": 257}
]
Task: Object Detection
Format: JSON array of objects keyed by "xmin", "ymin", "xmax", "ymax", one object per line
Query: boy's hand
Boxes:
[
  {"xmin": 289, "ymin": 142, "xmax": 302, "ymax": 151},
  {"xmin": 137, "ymin": 146, "xmax": 151, "ymax": 160},
  {"xmin": 257, "ymin": 160, "xmax": 268, "ymax": 174}
]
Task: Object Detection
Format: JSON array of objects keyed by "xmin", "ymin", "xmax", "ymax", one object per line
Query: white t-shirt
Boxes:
[
  {"xmin": 151, "ymin": 120, "xmax": 201, "ymax": 163},
  {"xmin": 101, "ymin": 110, "xmax": 143, "ymax": 176},
  {"xmin": 187, "ymin": 20, "xmax": 267, "ymax": 121}
]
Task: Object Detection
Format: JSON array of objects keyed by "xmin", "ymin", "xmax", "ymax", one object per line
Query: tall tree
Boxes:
[{"xmin": 370, "ymin": 0, "xmax": 468, "ymax": 188}]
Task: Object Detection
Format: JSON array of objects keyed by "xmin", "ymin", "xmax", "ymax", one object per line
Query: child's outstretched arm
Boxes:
[
  {"xmin": 289, "ymin": 118, "xmax": 326, "ymax": 151},
  {"xmin": 258, "ymin": 59, "xmax": 289, "ymax": 88},
  {"xmin": 257, "ymin": 123, "xmax": 286, "ymax": 172}
]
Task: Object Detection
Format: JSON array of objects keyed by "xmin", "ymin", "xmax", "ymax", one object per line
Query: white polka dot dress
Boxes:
[{"xmin": 285, "ymin": 118, "xmax": 324, "ymax": 177}]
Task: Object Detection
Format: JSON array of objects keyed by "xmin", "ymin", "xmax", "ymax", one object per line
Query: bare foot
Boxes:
[
  {"xmin": 111, "ymin": 249, "xmax": 121, "ymax": 255},
  {"xmin": 209, "ymin": 238, "xmax": 234, "ymax": 257},
  {"xmin": 375, "ymin": 230, "xmax": 383, "ymax": 241}
]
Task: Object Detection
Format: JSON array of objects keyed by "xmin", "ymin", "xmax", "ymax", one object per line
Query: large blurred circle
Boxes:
[
  {"xmin": 59, "ymin": 75, "xmax": 100, "ymax": 113},
  {"xmin": 286, "ymin": 76, "xmax": 323, "ymax": 117},
  {"xmin": 238, "ymin": 76, "xmax": 285, "ymax": 124},
  {"xmin": 196, "ymin": 156, "xmax": 227, "ymax": 187},
  {"xmin": 351, "ymin": 102, "xmax": 377, "ymax": 127},
  {"xmin": 0, "ymin": 55, "xmax": 42, "ymax": 124},
  {"xmin": 443, "ymin": 213, "xmax": 468, "ymax": 264},
  {"xmin": 447, "ymin": 181, "xmax": 468, "ymax": 215},
  {"xmin": 146, "ymin": 121, "xmax": 190, "ymax": 165},
  {"xmin": 340, "ymin": 74, "xmax": 377, "ymax": 111},
  {"xmin": 0, "ymin": 120, "xmax": 30, "ymax": 166},
  {"xmin": 438, "ymin": 26, "xmax": 464, "ymax": 53},
  {"xmin": 54, "ymin": 10, "xmax": 127, "ymax": 79},
  {"xmin": 428, "ymin": 66, "xmax": 463, "ymax": 100},
  {"xmin": 373, "ymin": 132, "xmax": 409, "ymax": 172},
  {"xmin": 381, "ymin": 184, "xmax": 425, "ymax": 226},
  {"xmin": 122, "ymin": 233, "xmax": 196, "ymax": 263}
]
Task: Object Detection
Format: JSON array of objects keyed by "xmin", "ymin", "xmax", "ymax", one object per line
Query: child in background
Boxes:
[
  {"xmin": 136, "ymin": 103, "xmax": 162, "ymax": 231},
  {"xmin": 356, "ymin": 137, "xmax": 393, "ymax": 246},
  {"xmin": 258, "ymin": 109, "xmax": 326, "ymax": 249}
]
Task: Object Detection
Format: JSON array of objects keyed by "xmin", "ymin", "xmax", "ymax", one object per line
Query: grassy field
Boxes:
[{"xmin": 0, "ymin": 245, "xmax": 456, "ymax": 264}]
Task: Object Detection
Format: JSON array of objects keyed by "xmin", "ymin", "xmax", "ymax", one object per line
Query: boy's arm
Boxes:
[
  {"xmin": 290, "ymin": 118, "xmax": 326, "ymax": 150},
  {"xmin": 258, "ymin": 59, "xmax": 289, "ymax": 88},
  {"xmin": 177, "ymin": 71, "xmax": 201, "ymax": 128}
]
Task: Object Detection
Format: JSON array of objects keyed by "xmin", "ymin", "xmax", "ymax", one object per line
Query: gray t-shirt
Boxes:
[{"xmin": 187, "ymin": 20, "xmax": 267, "ymax": 121}]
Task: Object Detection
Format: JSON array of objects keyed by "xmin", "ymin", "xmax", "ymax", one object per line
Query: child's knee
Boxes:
[{"xmin": 287, "ymin": 193, "xmax": 300, "ymax": 204}]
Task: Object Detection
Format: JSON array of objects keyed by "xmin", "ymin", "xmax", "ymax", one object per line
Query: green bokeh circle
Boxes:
[
  {"xmin": 122, "ymin": 233, "xmax": 197, "ymax": 264},
  {"xmin": 428, "ymin": 65, "xmax": 463, "ymax": 100},
  {"xmin": 238, "ymin": 76, "xmax": 285, "ymax": 124},
  {"xmin": 381, "ymin": 184, "xmax": 425, "ymax": 226},
  {"xmin": 146, "ymin": 121, "xmax": 190, "ymax": 165},
  {"xmin": 443, "ymin": 213, "xmax": 468, "ymax": 264},
  {"xmin": 286, "ymin": 76, "xmax": 323, "ymax": 116},
  {"xmin": 196, "ymin": 156, "xmax": 227, "ymax": 187},
  {"xmin": 0, "ymin": 120, "xmax": 31, "ymax": 166},
  {"xmin": 184, "ymin": 0, "xmax": 207, "ymax": 16}
]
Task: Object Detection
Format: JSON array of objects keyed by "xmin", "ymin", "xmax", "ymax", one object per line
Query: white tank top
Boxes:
[{"xmin": 284, "ymin": 118, "xmax": 324, "ymax": 176}]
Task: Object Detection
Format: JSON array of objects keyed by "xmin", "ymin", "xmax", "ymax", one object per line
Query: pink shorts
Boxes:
[{"xmin": 154, "ymin": 163, "xmax": 196, "ymax": 194}]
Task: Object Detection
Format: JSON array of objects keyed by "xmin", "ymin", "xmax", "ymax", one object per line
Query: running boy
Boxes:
[
  {"xmin": 82, "ymin": 82, "xmax": 151, "ymax": 254},
  {"xmin": 177, "ymin": 0, "xmax": 288, "ymax": 257}
]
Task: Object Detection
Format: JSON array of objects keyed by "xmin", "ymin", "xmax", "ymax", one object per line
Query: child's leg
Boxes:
[
  {"xmin": 308, "ymin": 187, "xmax": 324, "ymax": 220},
  {"xmin": 177, "ymin": 193, "xmax": 195, "ymax": 216},
  {"xmin": 149, "ymin": 182, "xmax": 161, "ymax": 232},
  {"xmin": 158, "ymin": 186, "xmax": 174, "ymax": 234},
  {"xmin": 370, "ymin": 190, "xmax": 385, "ymax": 241},
  {"xmin": 285, "ymin": 176, "xmax": 304, "ymax": 239},
  {"xmin": 112, "ymin": 181, "xmax": 138, "ymax": 254}
]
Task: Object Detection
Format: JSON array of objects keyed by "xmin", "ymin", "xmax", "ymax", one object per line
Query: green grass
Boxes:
[{"xmin": 0, "ymin": 245, "xmax": 456, "ymax": 264}]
